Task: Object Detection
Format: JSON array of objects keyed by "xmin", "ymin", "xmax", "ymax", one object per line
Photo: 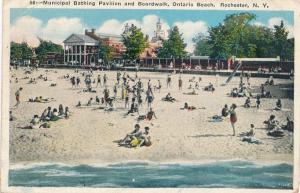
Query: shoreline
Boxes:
[{"xmin": 9, "ymin": 156, "xmax": 294, "ymax": 170}]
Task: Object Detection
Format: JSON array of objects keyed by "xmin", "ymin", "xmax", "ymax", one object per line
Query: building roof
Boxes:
[{"xmin": 63, "ymin": 34, "xmax": 98, "ymax": 44}]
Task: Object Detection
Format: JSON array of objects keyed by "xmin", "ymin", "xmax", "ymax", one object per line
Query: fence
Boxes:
[{"xmin": 139, "ymin": 58, "xmax": 294, "ymax": 73}]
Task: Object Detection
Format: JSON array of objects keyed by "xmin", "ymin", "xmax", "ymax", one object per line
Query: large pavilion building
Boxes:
[{"xmin": 63, "ymin": 34, "xmax": 99, "ymax": 65}]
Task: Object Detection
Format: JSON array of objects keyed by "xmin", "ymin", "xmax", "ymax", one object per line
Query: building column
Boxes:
[
  {"xmin": 79, "ymin": 45, "xmax": 82, "ymax": 65},
  {"xmin": 64, "ymin": 45, "xmax": 66, "ymax": 64},
  {"xmin": 84, "ymin": 45, "xmax": 87, "ymax": 65}
]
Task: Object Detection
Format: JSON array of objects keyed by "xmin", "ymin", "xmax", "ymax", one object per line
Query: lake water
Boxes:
[{"xmin": 9, "ymin": 160, "xmax": 293, "ymax": 188}]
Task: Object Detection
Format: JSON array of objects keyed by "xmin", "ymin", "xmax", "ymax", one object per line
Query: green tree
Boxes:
[
  {"xmin": 122, "ymin": 24, "xmax": 148, "ymax": 61},
  {"xmin": 35, "ymin": 38, "xmax": 63, "ymax": 64},
  {"xmin": 98, "ymin": 42, "xmax": 113, "ymax": 64},
  {"xmin": 207, "ymin": 12, "xmax": 256, "ymax": 59},
  {"xmin": 10, "ymin": 42, "xmax": 33, "ymax": 62},
  {"xmin": 273, "ymin": 20, "xmax": 289, "ymax": 61},
  {"xmin": 157, "ymin": 26, "xmax": 187, "ymax": 58},
  {"xmin": 193, "ymin": 33, "xmax": 212, "ymax": 56}
]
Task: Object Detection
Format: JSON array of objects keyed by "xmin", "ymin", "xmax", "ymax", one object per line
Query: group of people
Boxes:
[
  {"xmin": 29, "ymin": 105, "xmax": 70, "ymax": 129},
  {"xmin": 117, "ymin": 124, "xmax": 152, "ymax": 148}
]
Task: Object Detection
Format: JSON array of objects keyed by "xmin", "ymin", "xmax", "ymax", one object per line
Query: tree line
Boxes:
[{"xmin": 10, "ymin": 12, "xmax": 294, "ymax": 65}]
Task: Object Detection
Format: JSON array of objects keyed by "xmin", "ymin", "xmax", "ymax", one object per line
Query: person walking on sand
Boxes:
[
  {"xmin": 229, "ymin": 104, "xmax": 237, "ymax": 136},
  {"xmin": 15, "ymin": 87, "xmax": 23, "ymax": 107}
]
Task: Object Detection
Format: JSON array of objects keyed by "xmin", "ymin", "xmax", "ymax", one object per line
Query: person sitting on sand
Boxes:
[
  {"xmin": 256, "ymin": 96, "xmax": 261, "ymax": 108},
  {"xmin": 40, "ymin": 109, "xmax": 49, "ymax": 122},
  {"xmin": 163, "ymin": 93, "xmax": 176, "ymax": 102},
  {"xmin": 239, "ymin": 124, "xmax": 255, "ymax": 137},
  {"xmin": 9, "ymin": 111, "xmax": 16, "ymax": 121},
  {"xmin": 137, "ymin": 108, "xmax": 157, "ymax": 121},
  {"xmin": 87, "ymin": 98, "xmax": 93, "ymax": 106},
  {"xmin": 96, "ymin": 96, "xmax": 100, "ymax": 104},
  {"xmin": 138, "ymin": 127, "xmax": 152, "ymax": 147},
  {"xmin": 118, "ymin": 124, "xmax": 142, "ymax": 146},
  {"xmin": 282, "ymin": 117, "xmax": 294, "ymax": 132},
  {"xmin": 275, "ymin": 99, "xmax": 282, "ymax": 110},
  {"xmin": 231, "ymin": 88, "xmax": 238, "ymax": 97},
  {"xmin": 221, "ymin": 104, "xmax": 229, "ymax": 117},
  {"xmin": 127, "ymin": 98, "xmax": 138, "ymax": 115},
  {"xmin": 204, "ymin": 82, "xmax": 215, "ymax": 92},
  {"xmin": 265, "ymin": 76, "xmax": 274, "ymax": 85},
  {"xmin": 244, "ymin": 97, "xmax": 251, "ymax": 108},
  {"xmin": 65, "ymin": 107, "xmax": 70, "ymax": 119},
  {"xmin": 30, "ymin": 115, "xmax": 40, "ymax": 129},
  {"xmin": 76, "ymin": 101, "xmax": 81, "ymax": 107},
  {"xmin": 195, "ymin": 82, "xmax": 200, "ymax": 90},
  {"xmin": 58, "ymin": 104, "xmax": 64, "ymax": 116},
  {"xmin": 265, "ymin": 115, "xmax": 279, "ymax": 130},
  {"xmin": 183, "ymin": 88, "xmax": 198, "ymax": 95},
  {"xmin": 50, "ymin": 108, "xmax": 61, "ymax": 121}
]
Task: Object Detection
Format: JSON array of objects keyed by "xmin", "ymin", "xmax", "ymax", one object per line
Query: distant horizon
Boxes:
[{"xmin": 10, "ymin": 9, "xmax": 294, "ymax": 53}]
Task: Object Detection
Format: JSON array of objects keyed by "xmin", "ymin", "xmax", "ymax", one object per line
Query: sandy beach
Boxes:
[{"xmin": 9, "ymin": 68, "xmax": 294, "ymax": 165}]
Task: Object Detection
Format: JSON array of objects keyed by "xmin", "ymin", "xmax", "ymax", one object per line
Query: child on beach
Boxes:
[
  {"xmin": 15, "ymin": 87, "xmax": 23, "ymax": 107},
  {"xmin": 275, "ymin": 99, "xmax": 282, "ymax": 110},
  {"xmin": 221, "ymin": 104, "xmax": 229, "ymax": 117},
  {"xmin": 30, "ymin": 115, "xmax": 40, "ymax": 129},
  {"xmin": 229, "ymin": 104, "xmax": 237, "ymax": 136},
  {"xmin": 244, "ymin": 97, "xmax": 251, "ymax": 108},
  {"xmin": 65, "ymin": 107, "xmax": 70, "ymax": 119}
]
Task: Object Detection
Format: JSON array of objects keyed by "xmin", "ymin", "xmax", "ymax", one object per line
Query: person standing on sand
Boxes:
[
  {"xmin": 229, "ymin": 104, "xmax": 237, "ymax": 136},
  {"xmin": 15, "ymin": 87, "xmax": 23, "ymax": 107},
  {"xmin": 178, "ymin": 77, "xmax": 183, "ymax": 90},
  {"xmin": 167, "ymin": 75, "xmax": 171, "ymax": 88}
]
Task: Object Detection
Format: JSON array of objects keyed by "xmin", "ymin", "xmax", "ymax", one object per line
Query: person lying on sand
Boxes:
[
  {"xmin": 50, "ymin": 83, "xmax": 57, "ymax": 87},
  {"xmin": 244, "ymin": 97, "xmax": 251, "ymax": 108},
  {"xmin": 162, "ymin": 93, "xmax": 176, "ymax": 102},
  {"xmin": 29, "ymin": 96, "xmax": 54, "ymax": 103},
  {"xmin": 180, "ymin": 102, "xmax": 197, "ymax": 111},
  {"xmin": 275, "ymin": 99, "xmax": 282, "ymax": 110},
  {"xmin": 183, "ymin": 89, "xmax": 198, "ymax": 95}
]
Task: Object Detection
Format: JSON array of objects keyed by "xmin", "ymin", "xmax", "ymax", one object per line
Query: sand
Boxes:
[{"xmin": 9, "ymin": 67, "xmax": 294, "ymax": 165}]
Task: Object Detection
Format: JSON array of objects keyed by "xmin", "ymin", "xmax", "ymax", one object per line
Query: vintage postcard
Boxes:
[{"xmin": 1, "ymin": 0, "xmax": 299, "ymax": 192}]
